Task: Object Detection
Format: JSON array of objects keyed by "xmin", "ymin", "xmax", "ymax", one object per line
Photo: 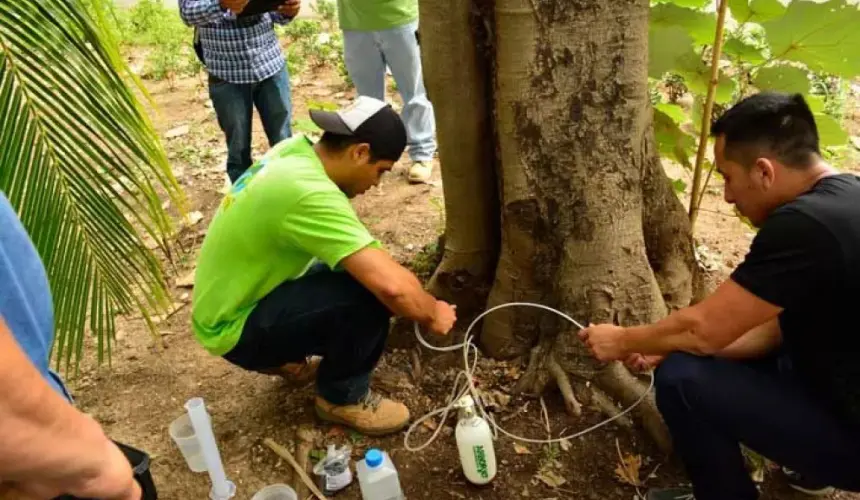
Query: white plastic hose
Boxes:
[{"xmin": 405, "ymin": 302, "xmax": 655, "ymax": 452}]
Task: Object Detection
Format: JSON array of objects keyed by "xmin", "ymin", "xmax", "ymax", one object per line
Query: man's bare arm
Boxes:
[
  {"xmin": 0, "ymin": 318, "xmax": 139, "ymax": 499},
  {"xmin": 341, "ymin": 248, "xmax": 456, "ymax": 335},
  {"xmin": 622, "ymin": 279, "xmax": 783, "ymax": 356},
  {"xmin": 717, "ymin": 318, "xmax": 782, "ymax": 359}
]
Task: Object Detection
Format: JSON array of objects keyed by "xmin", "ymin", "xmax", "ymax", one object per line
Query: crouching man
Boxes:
[
  {"xmin": 192, "ymin": 96, "xmax": 456, "ymax": 436},
  {"xmin": 580, "ymin": 92, "xmax": 860, "ymax": 499}
]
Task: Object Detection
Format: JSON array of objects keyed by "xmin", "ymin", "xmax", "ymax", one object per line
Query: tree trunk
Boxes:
[
  {"xmin": 418, "ymin": 0, "xmax": 500, "ymax": 311},
  {"xmin": 419, "ymin": 0, "xmax": 697, "ymax": 453}
]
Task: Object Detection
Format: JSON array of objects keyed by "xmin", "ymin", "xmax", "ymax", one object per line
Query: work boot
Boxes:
[
  {"xmin": 407, "ymin": 161, "xmax": 433, "ymax": 184},
  {"xmin": 262, "ymin": 356, "xmax": 320, "ymax": 385},
  {"xmin": 315, "ymin": 391, "xmax": 410, "ymax": 436}
]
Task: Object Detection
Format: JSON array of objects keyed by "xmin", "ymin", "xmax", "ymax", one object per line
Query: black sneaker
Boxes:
[
  {"xmin": 647, "ymin": 488, "xmax": 695, "ymax": 500},
  {"xmin": 782, "ymin": 467, "xmax": 835, "ymax": 496}
]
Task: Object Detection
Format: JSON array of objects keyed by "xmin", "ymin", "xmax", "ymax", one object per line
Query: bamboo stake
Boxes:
[{"xmin": 689, "ymin": 0, "xmax": 730, "ymax": 228}]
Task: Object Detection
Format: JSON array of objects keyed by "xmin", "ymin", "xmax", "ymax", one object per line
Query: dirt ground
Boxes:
[{"xmin": 66, "ymin": 54, "xmax": 860, "ymax": 499}]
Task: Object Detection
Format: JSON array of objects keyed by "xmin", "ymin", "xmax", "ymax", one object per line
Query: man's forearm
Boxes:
[
  {"xmin": 179, "ymin": 0, "xmax": 226, "ymax": 26},
  {"xmin": 376, "ymin": 266, "xmax": 437, "ymax": 325},
  {"xmin": 0, "ymin": 321, "xmax": 115, "ymax": 486},
  {"xmin": 623, "ymin": 309, "xmax": 714, "ymax": 356}
]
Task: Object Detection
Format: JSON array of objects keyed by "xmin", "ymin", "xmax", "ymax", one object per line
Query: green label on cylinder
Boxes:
[{"xmin": 472, "ymin": 445, "xmax": 489, "ymax": 478}]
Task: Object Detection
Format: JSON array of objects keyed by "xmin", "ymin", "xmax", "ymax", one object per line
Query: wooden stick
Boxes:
[
  {"xmin": 295, "ymin": 426, "xmax": 316, "ymax": 499},
  {"xmin": 263, "ymin": 438, "xmax": 329, "ymax": 500}
]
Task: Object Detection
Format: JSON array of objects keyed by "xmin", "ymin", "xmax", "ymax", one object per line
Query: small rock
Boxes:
[
  {"xmin": 186, "ymin": 211, "xmax": 204, "ymax": 226},
  {"xmin": 405, "ymin": 243, "xmax": 415, "ymax": 251},
  {"xmin": 165, "ymin": 125, "xmax": 190, "ymax": 139},
  {"xmin": 176, "ymin": 268, "xmax": 196, "ymax": 289}
]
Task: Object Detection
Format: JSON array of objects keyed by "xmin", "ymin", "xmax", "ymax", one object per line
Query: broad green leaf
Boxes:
[
  {"xmin": 672, "ymin": 178, "xmax": 688, "ymax": 194},
  {"xmin": 722, "ymin": 36, "xmax": 766, "ymax": 65},
  {"xmin": 677, "ymin": 53, "xmax": 737, "ymax": 105},
  {"xmin": 648, "ymin": 25, "xmax": 695, "ymax": 78},
  {"xmin": 728, "ymin": 0, "xmax": 786, "ymax": 24},
  {"xmin": 753, "ymin": 64, "xmax": 810, "ymax": 94},
  {"xmin": 654, "ymin": 107, "xmax": 697, "ymax": 169},
  {"xmin": 814, "ymin": 113, "xmax": 848, "ymax": 147},
  {"xmin": 651, "ymin": 3, "xmax": 717, "ymax": 45},
  {"xmin": 806, "ymin": 95, "xmax": 826, "ymax": 114},
  {"xmin": 0, "ymin": 0, "xmax": 180, "ymax": 371},
  {"xmin": 655, "ymin": 103, "xmax": 690, "ymax": 125},
  {"xmin": 763, "ymin": 0, "xmax": 860, "ymax": 77},
  {"xmin": 652, "ymin": 0, "xmax": 710, "ymax": 8}
]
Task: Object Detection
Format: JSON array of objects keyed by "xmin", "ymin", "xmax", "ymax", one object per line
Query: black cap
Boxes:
[{"xmin": 310, "ymin": 96, "xmax": 407, "ymax": 161}]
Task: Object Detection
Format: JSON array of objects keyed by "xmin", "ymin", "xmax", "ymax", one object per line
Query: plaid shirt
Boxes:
[{"xmin": 179, "ymin": 0, "xmax": 290, "ymax": 84}]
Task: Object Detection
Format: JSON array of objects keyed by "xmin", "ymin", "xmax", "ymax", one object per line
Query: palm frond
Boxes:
[{"xmin": 0, "ymin": 0, "xmax": 183, "ymax": 372}]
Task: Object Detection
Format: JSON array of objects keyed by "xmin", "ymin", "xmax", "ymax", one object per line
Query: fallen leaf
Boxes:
[
  {"xmin": 614, "ymin": 439, "xmax": 643, "ymax": 487},
  {"xmin": 421, "ymin": 419, "xmax": 438, "ymax": 431},
  {"xmin": 514, "ymin": 443, "xmax": 531, "ymax": 455},
  {"xmin": 325, "ymin": 426, "xmax": 345, "ymax": 438},
  {"xmin": 559, "ymin": 438, "xmax": 571, "ymax": 452},
  {"xmin": 165, "ymin": 125, "xmax": 190, "ymax": 138},
  {"xmin": 535, "ymin": 469, "xmax": 566, "ymax": 488}
]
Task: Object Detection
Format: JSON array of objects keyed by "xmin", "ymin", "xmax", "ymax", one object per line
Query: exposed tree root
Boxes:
[
  {"xmin": 547, "ymin": 355, "xmax": 581, "ymax": 416},
  {"xmin": 596, "ymin": 362, "xmax": 672, "ymax": 454},
  {"xmin": 590, "ymin": 385, "xmax": 634, "ymax": 428}
]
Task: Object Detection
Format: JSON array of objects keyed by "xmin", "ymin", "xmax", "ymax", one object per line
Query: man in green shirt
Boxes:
[
  {"xmin": 192, "ymin": 96, "xmax": 456, "ymax": 436},
  {"xmin": 337, "ymin": 0, "xmax": 437, "ymax": 183}
]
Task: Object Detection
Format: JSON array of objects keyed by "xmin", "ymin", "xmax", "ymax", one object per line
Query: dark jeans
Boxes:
[
  {"xmin": 208, "ymin": 67, "xmax": 292, "ymax": 183},
  {"xmin": 655, "ymin": 352, "xmax": 860, "ymax": 499},
  {"xmin": 223, "ymin": 266, "xmax": 391, "ymax": 405}
]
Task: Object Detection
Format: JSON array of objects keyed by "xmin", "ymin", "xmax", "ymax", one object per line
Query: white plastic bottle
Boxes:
[
  {"xmin": 356, "ymin": 448, "xmax": 404, "ymax": 500},
  {"xmin": 455, "ymin": 395, "xmax": 497, "ymax": 485}
]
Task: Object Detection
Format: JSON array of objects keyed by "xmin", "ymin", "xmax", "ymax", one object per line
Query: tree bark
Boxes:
[
  {"xmin": 418, "ymin": 0, "xmax": 698, "ymax": 452},
  {"xmin": 418, "ymin": 0, "xmax": 500, "ymax": 311}
]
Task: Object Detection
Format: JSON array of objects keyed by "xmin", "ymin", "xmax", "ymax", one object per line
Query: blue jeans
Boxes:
[
  {"xmin": 223, "ymin": 265, "xmax": 390, "ymax": 405},
  {"xmin": 343, "ymin": 21, "xmax": 436, "ymax": 162},
  {"xmin": 209, "ymin": 67, "xmax": 292, "ymax": 183},
  {"xmin": 655, "ymin": 352, "xmax": 860, "ymax": 499}
]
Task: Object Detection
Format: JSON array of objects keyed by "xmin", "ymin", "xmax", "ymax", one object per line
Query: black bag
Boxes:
[
  {"xmin": 54, "ymin": 442, "xmax": 157, "ymax": 500},
  {"xmin": 193, "ymin": 27, "xmax": 205, "ymax": 66}
]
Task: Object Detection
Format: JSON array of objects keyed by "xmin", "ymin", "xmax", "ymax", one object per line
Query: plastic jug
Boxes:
[
  {"xmin": 356, "ymin": 449, "xmax": 404, "ymax": 500},
  {"xmin": 455, "ymin": 395, "xmax": 497, "ymax": 485}
]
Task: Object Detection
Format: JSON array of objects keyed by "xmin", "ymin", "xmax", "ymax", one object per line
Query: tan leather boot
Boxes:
[
  {"xmin": 315, "ymin": 391, "xmax": 410, "ymax": 436},
  {"xmin": 261, "ymin": 356, "xmax": 320, "ymax": 385}
]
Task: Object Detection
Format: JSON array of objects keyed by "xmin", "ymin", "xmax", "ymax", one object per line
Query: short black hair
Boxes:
[
  {"xmin": 711, "ymin": 92, "xmax": 820, "ymax": 168},
  {"xmin": 318, "ymin": 132, "xmax": 385, "ymax": 163}
]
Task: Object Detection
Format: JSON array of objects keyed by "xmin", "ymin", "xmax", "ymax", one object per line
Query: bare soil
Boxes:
[{"xmin": 67, "ymin": 61, "xmax": 860, "ymax": 499}]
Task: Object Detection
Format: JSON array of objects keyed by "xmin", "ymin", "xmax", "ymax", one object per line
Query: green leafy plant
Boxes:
[
  {"xmin": 114, "ymin": 0, "xmax": 201, "ymax": 87},
  {"xmin": 0, "ymin": 0, "xmax": 182, "ymax": 371},
  {"xmin": 648, "ymin": 0, "xmax": 860, "ymax": 227}
]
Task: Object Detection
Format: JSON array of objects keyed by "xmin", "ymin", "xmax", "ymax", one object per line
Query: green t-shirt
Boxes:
[
  {"xmin": 191, "ymin": 136, "xmax": 378, "ymax": 355},
  {"xmin": 337, "ymin": 0, "xmax": 418, "ymax": 31}
]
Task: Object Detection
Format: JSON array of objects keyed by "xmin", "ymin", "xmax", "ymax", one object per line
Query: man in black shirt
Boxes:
[{"xmin": 579, "ymin": 92, "xmax": 860, "ymax": 500}]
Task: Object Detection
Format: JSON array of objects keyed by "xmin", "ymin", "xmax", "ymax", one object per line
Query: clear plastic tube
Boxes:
[{"xmin": 185, "ymin": 397, "xmax": 236, "ymax": 500}]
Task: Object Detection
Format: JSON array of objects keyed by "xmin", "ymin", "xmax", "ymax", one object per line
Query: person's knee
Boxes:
[
  {"xmin": 655, "ymin": 352, "xmax": 713, "ymax": 408},
  {"xmin": 330, "ymin": 271, "xmax": 391, "ymax": 321}
]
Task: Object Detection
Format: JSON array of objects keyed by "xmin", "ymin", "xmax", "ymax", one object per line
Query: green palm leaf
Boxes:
[{"xmin": 0, "ymin": 0, "xmax": 182, "ymax": 372}]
